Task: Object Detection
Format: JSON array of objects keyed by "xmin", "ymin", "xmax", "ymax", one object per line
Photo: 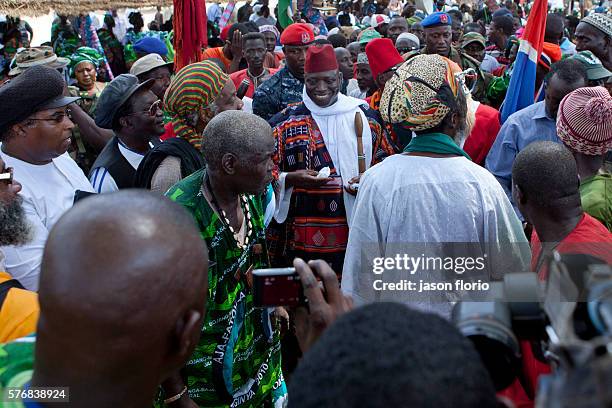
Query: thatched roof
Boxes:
[{"xmin": 0, "ymin": 0, "xmax": 172, "ymax": 16}]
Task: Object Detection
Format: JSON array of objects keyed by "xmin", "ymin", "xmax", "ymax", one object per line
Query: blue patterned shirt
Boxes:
[{"xmin": 252, "ymin": 67, "xmax": 304, "ymax": 121}]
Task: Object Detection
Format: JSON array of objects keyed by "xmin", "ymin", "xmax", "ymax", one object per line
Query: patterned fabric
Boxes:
[
  {"xmin": 67, "ymin": 84, "xmax": 107, "ymax": 173},
  {"xmin": 163, "ymin": 61, "xmax": 228, "ymax": 150},
  {"xmin": 51, "ymin": 23, "xmax": 80, "ymax": 58},
  {"xmin": 459, "ymin": 51, "xmax": 494, "ymax": 105},
  {"xmin": 268, "ymin": 103, "xmax": 396, "ymax": 276},
  {"xmin": 252, "ymin": 67, "xmax": 304, "ymax": 121},
  {"xmin": 582, "ymin": 13, "xmax": 612, "ymax": 38},
  {"xmin": 68, "ymin": 46, "xmax": 103, "ymax": 77},
  {"xmin": 556, "ymin": 86, "xmax": 612, "ymax": 156},
  {"xmin": 97, "ymin": 28, "xmax": 127, "ymax": 78},
  {"xmin": 165, "ymin": 169, "xmax": 286, "ymax": 407},
  {"xmin": 0, "ymin": 335, "xmax": 35, "ymax": 407},
  {"xmin": 380, "ymin": 54, "xmax": 461, "ymax": 132}
]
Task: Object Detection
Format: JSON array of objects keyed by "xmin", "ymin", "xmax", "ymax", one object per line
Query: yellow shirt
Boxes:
[{"xmin": 0, "ymin": 271, "xmax": 39, "ymax": 343}]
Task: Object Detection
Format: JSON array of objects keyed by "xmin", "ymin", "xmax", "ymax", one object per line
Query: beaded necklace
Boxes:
[{"xmin": 204, "ymin": 175, "xmax": 253, "ymax": 249}]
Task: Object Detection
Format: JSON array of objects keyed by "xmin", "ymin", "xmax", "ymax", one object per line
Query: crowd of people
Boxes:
[{"xmin": 0, "ymin": 0, "xmax": 611, "ymax": 407}]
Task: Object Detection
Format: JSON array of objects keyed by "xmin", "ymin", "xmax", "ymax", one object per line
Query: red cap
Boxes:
[
  {"xmin": 280, "ymin": 23, "xmax": 315, "ymax": 46},
  {"xmin": 365, "ymin": 38, "xmax": 404, "ymax": 80},
  {"xmin": 220, "ymin": 25, "xmax": 232, "ymax": 42},
  {"xmin": 304, "ymin": 44, "xmax": 339, "ymax": 73}
]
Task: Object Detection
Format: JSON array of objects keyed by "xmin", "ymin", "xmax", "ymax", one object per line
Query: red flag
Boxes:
[{"xmin": 174, "ymin": 0, "xmax": 208, "ymax": 71}]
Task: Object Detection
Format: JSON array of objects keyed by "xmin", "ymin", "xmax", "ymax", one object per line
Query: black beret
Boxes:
[{"xmin": 0, "ymin": 65, "xmax": 78, "ymax": 134}]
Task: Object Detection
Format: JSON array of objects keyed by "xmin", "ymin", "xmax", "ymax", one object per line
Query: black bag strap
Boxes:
[{"xmin": 0, "ymin": 278, "xmax": 25, "ymax": 307}]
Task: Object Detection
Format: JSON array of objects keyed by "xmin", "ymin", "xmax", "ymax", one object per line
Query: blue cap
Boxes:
[
  {"xmin": 134, "ymin": 37, "xmax": 168, "ymax": 57},
  {"xmin": 421, "ymin": 12, "xmax": 452, "ymax": 28}
]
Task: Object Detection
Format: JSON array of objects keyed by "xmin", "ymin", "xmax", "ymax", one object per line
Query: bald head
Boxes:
[
  {"xmin": 36, "ymin": 191, "xmax": 208, "ymax": 400},
  {"xmin": 512, "ymin": 141, "xmax": 581, "ymax": 213},
  {"xmin": 202, "ymin": 110, "xmax": 273, "ymax": 170}
]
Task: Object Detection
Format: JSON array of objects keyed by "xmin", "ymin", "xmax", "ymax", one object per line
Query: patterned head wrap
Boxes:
[
  {"xmin": 556, "ymin": 86, "xmax": 612, "ymax": 156},
  {"xmin": 380, "ymin": 54, "xmax": 461, "ymax": 131},
  {"xmin": 163, "ymin": 60, "xmax": 229, "ymax": 149},
  {"xmin": 356, "ymin": 52, "xmax": 369, "ymax": 64},
  {"xmin": 582, "ymin": 13, "xmax": 612, "ymax": 38},
  {"xmin": 259, "ymin": 25, "xmax": 280, "ymax": 39},
  {"xmin": 69, "ymin": 46, "xmax": 103, "ymax": 77}
]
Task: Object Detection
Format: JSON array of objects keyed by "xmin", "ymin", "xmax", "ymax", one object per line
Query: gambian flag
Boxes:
[{"xmin": 499, "ymin": 0, "xmax": 547, "ymax": 123}]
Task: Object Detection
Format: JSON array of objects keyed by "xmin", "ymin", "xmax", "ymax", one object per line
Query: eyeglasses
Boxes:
[
  {"xmin": 126, "ymin": 99, "xmax": 162, "ymax": 117},
  {"xmin": 0, "ymin": 167, "xmax": 14, "ymax": 185},
  {"xmin": 28, "ymin": 109, "xmax": 72, "ymax": 124},
  {"xmin": 396, "ymin": 46, "xmax": 417, "ymax": 54}
]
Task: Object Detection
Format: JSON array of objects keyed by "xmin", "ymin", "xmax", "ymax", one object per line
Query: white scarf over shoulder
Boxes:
[{"xmin": 302, "ymin": 87, "xmax": 373, "ymax": 224}]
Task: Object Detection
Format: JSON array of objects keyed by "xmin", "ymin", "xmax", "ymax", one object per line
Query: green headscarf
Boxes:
[{"xmin": 69, "ymin": 47, "xmax": 103, "ymax": 77}]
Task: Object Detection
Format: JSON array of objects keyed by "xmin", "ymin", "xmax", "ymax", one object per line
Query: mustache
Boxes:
[{"xmin": 0, "ymin": 196, "xmax": 33, "ymax": 247}]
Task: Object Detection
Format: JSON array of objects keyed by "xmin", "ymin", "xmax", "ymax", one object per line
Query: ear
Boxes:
[
  {"xmin": 221, "ymin": 152, "xmax": 238, "ymax": 175},
  {"xmin": 167, "ymin": 309, "xmax": 203, "ymax": 370},
  {"xmin": 119, "ymin": 116, "xmax": 131, "ymax": 130},
  {"xmin": 512, "ymin": 183, "xmax": 526, "ymax": 205},
  {"xmin": 11, "ymin": 123, "xmax": 28, "ymax": 138}
]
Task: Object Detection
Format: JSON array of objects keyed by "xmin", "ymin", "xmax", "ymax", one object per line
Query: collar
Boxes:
[
  {"xmin": 283, "ymin": 66, "xmax": 303, "ymax": 83},
  {"xmin": 117, "ymin": 139, "xmax": 146, "ymax": 170},
  {"xmin": 532, "ymin": 101, "xmax": 553, "ymax": 121}
]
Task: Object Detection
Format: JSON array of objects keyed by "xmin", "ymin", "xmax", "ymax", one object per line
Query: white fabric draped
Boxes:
[{"xmin": 302, "ymin": 88, "xmax": 373, "ymax": 223}]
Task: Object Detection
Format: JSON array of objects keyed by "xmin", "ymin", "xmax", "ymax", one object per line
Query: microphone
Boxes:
[{"xmin": 237, "ymin": 79, "xmax": 250, "ymax": 100}]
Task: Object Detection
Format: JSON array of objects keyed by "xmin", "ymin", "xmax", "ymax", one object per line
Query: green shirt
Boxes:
[
  {"xmin": 0, "ymin": 336, "xmax": 35, "ymax": 408},
  {"xmin": 165, "ymin": 169, "xmax": 286, "ymax": 407},
  {"xmin": 580, "ymin": 172, "xmax": 612, "ymax": 231}
]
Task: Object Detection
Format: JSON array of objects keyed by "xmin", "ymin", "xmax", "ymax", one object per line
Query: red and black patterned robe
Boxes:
[{"xmin": 267, "ymin": 102, "xmax": 397, "ymax": 277}]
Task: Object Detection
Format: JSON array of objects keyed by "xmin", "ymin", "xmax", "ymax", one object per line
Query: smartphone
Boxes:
[{"xmin": 252, "ymin": 267, "xmax": 305, "ymax": 307}]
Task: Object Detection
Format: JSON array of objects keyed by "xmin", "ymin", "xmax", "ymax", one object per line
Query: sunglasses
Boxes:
[
  {"xmin": 126, "ymin": 99, "xmax": 162, "ymax": 117},
  {"xmin": 0, "ymin": 167, "xmax": 14, "ymax": 185},
  {"xmin": 396, "ymin": 46, "xmax": 417, "ymax": 54}
]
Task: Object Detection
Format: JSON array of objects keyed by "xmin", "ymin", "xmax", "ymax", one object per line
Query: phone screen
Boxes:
[{"xmin": 253, "ymin": 268, "xmax": 304, "ymax": 307}]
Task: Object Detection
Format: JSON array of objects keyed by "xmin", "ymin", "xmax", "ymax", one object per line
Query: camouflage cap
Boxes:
[{"xmin": 8, "ymin": 46, "xmax": 70, "ymax": 77}]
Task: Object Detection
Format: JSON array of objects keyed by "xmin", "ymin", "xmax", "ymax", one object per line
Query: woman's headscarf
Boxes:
[
  {"xmin": 69, "ymin": 46, "xmax": 103, "ymax": 77},
  {"xmin": 163, "ymin": 60, "xmax": 229, "ymax": 150},
  {"xmin": 380, "ymin": 54, "xmax": 461, "ymax": 132}
]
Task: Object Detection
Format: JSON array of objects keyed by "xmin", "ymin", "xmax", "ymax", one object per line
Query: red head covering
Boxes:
[
  {"xmin": 365, "ymin": 38, "xmax": 404, "ymax": 80},
  {"xmin": 304, "ymin": 44, "xmax": 339, "ymax": 73},
  {"xmin": 280, "ymin": 23, "xmax": 315, "ymax": 46},
  {"xmin": 538, "ymin": 42, "xmax": 562, "ymax": 70}
]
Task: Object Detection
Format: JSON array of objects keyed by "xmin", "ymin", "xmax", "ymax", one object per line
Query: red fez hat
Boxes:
[
  {"xmin": 365, "ymin": 38, "xmax": 404, "ymax": 80},
  {"xmin": 280, "ymin": 23, "xmax": 315, "ymax": 46},
  {"xmin": 304, "ymin": 44, "xmax": 339, "ymax": 73}
]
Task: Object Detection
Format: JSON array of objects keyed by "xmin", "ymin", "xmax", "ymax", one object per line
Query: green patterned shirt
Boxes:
[
  {"xmin": 0, "ymin": 336, "xmax": 35, "ymax": 408},
  {"xmin": 166, "ymin": 169, "xmax": 286, "ymax": 408}
]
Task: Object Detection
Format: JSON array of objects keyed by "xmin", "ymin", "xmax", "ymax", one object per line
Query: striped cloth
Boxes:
[
  {"xmin": 556, "ymin": 86, "xmax": 612, "ymax": 156},
  {"xmin": 163, "ymin": 60, "xmax": 228, "ymax": 150}
]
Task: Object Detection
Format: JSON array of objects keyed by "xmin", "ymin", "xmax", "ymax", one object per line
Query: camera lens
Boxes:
[{"xmin": 452, "ymin": 301, "xmax": 521, "ymax": 390}]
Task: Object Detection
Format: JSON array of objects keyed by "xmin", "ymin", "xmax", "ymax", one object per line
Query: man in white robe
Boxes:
[{"xmin": 341, "ymin": 54, "xmax": 530, "ymax": 317}]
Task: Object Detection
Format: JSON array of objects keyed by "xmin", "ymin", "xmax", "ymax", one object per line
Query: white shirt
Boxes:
[
  {"xmin": 112, "ymin": 14, "xmax": 129, "ymax": 43},
  {"xmin": 89, "ymin": 142, "xmax": 145, "ymax": 194},
  {"xmin": 0, "ymin": 150, "xmax": 94, "ymax": 291},
  {"xmin": 347, "ymin": 79, "xmax": 366, "ymax": 99},
  {"xmin": 480, "ymin": 53, "xmax": 500, "ymax": 73},
  {"xmin": 342, "ymin": 154, "xmax": 530, "ymax": 318}
]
